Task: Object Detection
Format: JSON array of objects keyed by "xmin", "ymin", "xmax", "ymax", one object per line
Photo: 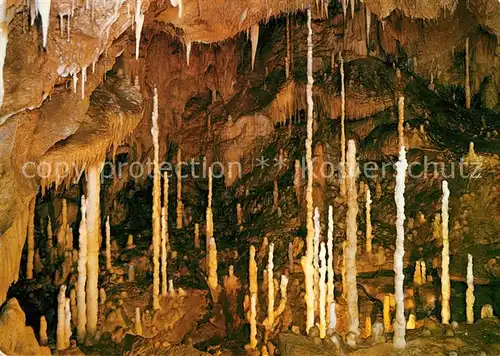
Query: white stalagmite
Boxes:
[
  {"xmin": 105, "ymin": 216, "xmax": 111, "ymax": 270},
  {"xmin": 365, "ymin": 187, "xmax": 372, "ymax": 254},
  {"xmin": 466, "ymin": 254, "xmax": 474, "ymax": 324},
  {"xmin": 161, "ymin": 171, "xmax": 169, "ymax": 296},
  {"xmin": 340, "ymin": 53, "xmax": 347, "ymax": 197},
  {"xmin": 248, "ymin": 245, "xmax": 258, "ymax": 349},
  {"xmin": 176, "ymin": 149, "xmax": 183, "ymax": 229},
  {"xmin": 134, "ymin": 0, "xmax": 144, "ymax": 60},
  {"xmin": 319, "ymin": 242, "xmax": 327, "ymax": 338},
  {"xmin": 393, "ymin": 145, "xmax": 408, "ymax": 349},
  {"xmin": 72, "ymin": 71, "xmax": 78, "ymax": 94},
  {"xmin": 186, "ymin": 41, "xmax": 191, "ymax": 66},
  {"xmin": 327, "ymin": 205, "xmax": 335, "ymax": 330},
  {"xmin": 27, "ymin": 199, "xmax": 36, "ymax": 279},
  {"xmin": 77, "ymin": 196, "xmax": 87, "ymax": 343},
  {"xmin": 207, "ymin": 237, "xmax": 219, "ymax": 302},
  {"xmin": 266, "ymin": 243, "xmax": 275, "ymax": 334},
  {"xmin": 420, "ymin": 260, "xmax": 427, "ymax": 283},
  {"xmin": 441, "ymin": 180, "xmax": 451, "ymax": 325},
  {"xmin": 57, "ymin": 285, "xmax": 67, "ymax": 350},
  {"xmin": 313, "ymin": 207, "xmax": 321, "ymax": 316},
  {"xmin": 36, "ymin": 0, "xmax": 51, "ymax": 49},
  {"xmin": 345, "ymin": 140, "xmax": 359, "ymax": 339},
  {"xmin": 0, "ymin": 0, "xmax": 7, "ymax": 107},
  {"xmin": 302, "ymin": 6, "xmax": 315, "ymax": 335},
  {"xmin": 250, "ymin": 24, "xmax": 259, "ymax": 71},
  {"xmin": 86, "ymin": 165, "xmax": 101, "ymax": 338},
  {"xmin": 151, "ymin": 87, "xmax": 161, "ymax": 310},
  {"xmin": 81, "ymin": 66, "xmax": 87, "ymax": 99}
]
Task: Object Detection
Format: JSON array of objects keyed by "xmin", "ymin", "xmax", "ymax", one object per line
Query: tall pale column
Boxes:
[{"xmin": 151, "ymin": 87, "xmax": 161, "ymax": 310}]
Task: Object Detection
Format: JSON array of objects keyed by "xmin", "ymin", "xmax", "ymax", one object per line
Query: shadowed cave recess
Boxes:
[{"xmin": 1, "ymin": 0, "xmax": 500, "ymax": 354}]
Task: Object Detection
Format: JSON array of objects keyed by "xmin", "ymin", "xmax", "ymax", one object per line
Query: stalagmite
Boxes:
[
  {"xmin": 345, "ymin": 140, "xmax": 360, "ymax": 339},
  {"xmin": 0, "ymin": 0, "xmax": 7, "ymax": 107},
  {"xmin": 81, "ymin": 66, "xmax": 87, "ymax": 99},
  {"xmin": 207, "ymin": 237, "xmax": 219, "ymax": 302},
  {"xmin": 414, "ymin": 261, "xmax": 422, "ymax": 286},
  {"xmin": 406, "ymin": 314, "xmax": 416, "ymax": 329},
  {"xmin": 194, "ymin": 223, "xmax": 200, "ymax": 248},
  {"xmin": 237, "ymin": 203, "xmax": 243, "ymax": 230},
  {"xmin": 161, "ymin": 172, "xmax": 169, "ymax": 296},
  {"xmin": 466, "ymin": 254, "xmax": 474, "ymax": 324},
  {"xmin": 86, "ymin": 165, "xmax": 101, "ymax": 338},
  {"xmin": 77, "ymin": 197, "xmax": 87, "ymax": 343},
  {"xmin": 72, "ymin": 71, "xmax": 78, "ymax": 94},
  {"xmin": 105, "ymin": 216, "xmax": 111, "ymax": 270},
  {"xmin": 70, "ymin": 288, "xmax": 77, "ymax": 326},
  {"xmin": 135, "ymin": 0, "xmax": 144, "ymax": 59},
  {"xmin": 127, "ymin": 234, "xmax": 135, "ymax": 249},
  {"xmin": 206, "ymin": 166, "xmax": 213, "ymax": 252},
  {"xmin": 465, "ymin": 38, "xmax": 471, "ymax": 109},
  {"xmin": 57, "ymin": 199, "xmax": 68, "ymax": 255},
  {"xmin": 186, "ymin": 41, "xmax": 191, "ymax": 66},
  {"xmin": 327, "ymin": 205, "xmax": 335, "ymax": 329},
  {"xmin": 441, "ymin": 180, "xmax": 451, "ymax": 325},
  {"xmin": 135, "ymin": 308, "xmax": 143, "ymax": 335},
  {"xmin": 40, "ymin": 316, "xmax": 48, "ymax": 346},
  {"xmin": 176, "ymin": 149, "xmax": 183, "ymax": 229},
  {"xmin": 57, "ymin": 285, "xmax": 67, "ymax": 350},
  {"xmin": 319, "ymin": 242, "xmax": 327, "ymax": 338},
  {"xmin": 273, "ymin": 180, "xmax": 279, "ymax": 212},
  {"xmin": 340, "ymin": 53, "xmax": 347, "ymax": 197},
  {"xmin": 398, "ymin": 97, "xmax": 405, "ymax": 149},
  {"xmin": 365, "ymin": 187, "xmax": 372, "ymax": 254},
  {"xmin": 248, "ymin": 245, "xmax": 258, "ymax": 349},
  {"xmin": 302, "ymin": 7, "xmax": 315, "ymax": 335},
  {"xmin": 481, "ymin": 305, "xmax": 493, "ymax": 319},
  {"xmin": 341, "ymin": 241, "xmax": 347, "ymax": 298},
  {"xmin": 421, "ymin": 260, "xmax": 426, "ymax": 283},
  {"xmin": 36, "ymin": 0, "xmax": 51, "ymax": 48},
  {"xmin": 27, "ymin": 199, "xmax": 36, "ymax": 279},
  {"xmin": 383, "ymin": 294, "xmax": 391, "ymax": 332},
  {"xmin": 365, "ymin": 316, "xmax": 372, "ymax": 337},
  {"xmin": 64, "ymin": 298, "xmax": 71, "ymax": 348},
  {"xmin": 294, "ymin": 160, "xmax": 301, "ymax": 203},
  {"xmin": 151, "ymin": 87, "xmax": 161, "ymax": 310},
  {"xmin": 393, "ymin": 145, "xmax": 408, "ymax": 349},
  {"xmin": 47, "ymin": 218, "xmax": 53, "ymax": 246},
  {"xmin": 266, "ymin": 243, "xmax": 275, "ymax": 335},
  {"xmin": 250, "ymin": 24, "xmax": 259, "ymax": 71},
  {"xmin": 313, "ymin": 207, "xmax": 321, "ymax": 314}
]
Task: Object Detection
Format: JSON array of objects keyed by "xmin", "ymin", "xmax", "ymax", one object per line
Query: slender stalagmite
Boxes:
[
  {"xmin": 207, "ymin": 237, "xmax": 219, "ymax": 302},
  {"xmin": 57, "ymin": 285, "xmax": 67, "ymax": 350},
  {"xmin": 465, "ymin": 38, "xmax": 471, "ymax": 109},
  {"xmin": 86, "ymin": 165, "xmax": 101, "ymax": 338},
  {"xmin": 77, "ymin": 196, "xmax": 87, "ymax": 343},
  {"xmin": 340, "ymin": 53, "xmax": 347, "ymax": 197},
  {"xmin": 161, "ymin": 174, "xmax": 169, "ymax": 296},
  {"xmin": 319, "ymin": 242, "xmax": 327, "ymax": 338},
  {"xmin": 365, "ymin": 187, "xmax": 372, "ymax": 255},
  {"xmin": 383, "ymin": 294, "xmax": 391, "ymax": 332},
  {"xmin": 151, "ymin": 88, "xmax": 161, "ymax": 310},
  {"xmin": 27, "ymin": 198, "xmax": 36, "ymax": 279},
  {"xmin": 313, "ymin": 207, "xmax": 321, "ymax": 317},
  {"xmin": 466, "ymin": 254, "xmax": 474, "ymax": 324},
  {"xmin": 248, "ymin": 245, "xmax": 258, "ymax": 349},
  {"xmin": 105, "ymin": 216, "xmax": 111, "ymax": 270},
  {"xmin": 206, "ymin": 166, "xmax": 214, "ymax": 254},
  {"xmin": 176, "ymin": 149, "xmax": 183, "ymax": 229},
  {"xmin": 327, "ymin": 205, "xmax": 336, "ymax": 330},
  {"xmin": 64, "ymin": 298, "xmax": 71, "ymax": 348},
  {"xmin": 266, "ymin": 243, "xmax": 275, "ymax": 335},
  {"xmin": 40, "ymin": 316, "xmax": 48, "ymax": 346},
  {"xmin": 302, "ymin": 6, "xmax": 316, "ymax": 335},
  {"xmin": 393, "ymin": 145, "xmax": 408, "ymax": 349},
  {"xmin": 135, "ymin": 308, "xmax": 143, "ymax": 335},
  {"xmin": 345, "ymin": 140, "xmax": 360, "ymax": 340},
  {"xmin": 441, "ymin": 180, "xmax": 451, "ymax": 325}
]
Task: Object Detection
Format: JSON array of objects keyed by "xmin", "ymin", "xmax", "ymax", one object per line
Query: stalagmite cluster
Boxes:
[
  {"xmin": 466, "ymin": 254, "xmax": 475, "ymax": 324},
  {"xmin": 393, "ymin": 145, "xmax": 408, "ymax": 349},
  {"xmin": 441, "ymin": 180, "xmax": 451, "ymax": 325},
  {"xmin": 345, "ymin": 139, "xmax": 360, "ymax": 342},
  {"xmin": 152, "ymin": 87, "xmax": 161, "ymax": 310}
]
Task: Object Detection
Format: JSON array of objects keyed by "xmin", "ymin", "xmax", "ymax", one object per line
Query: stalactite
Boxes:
[
  {"xmin": 319, "ymin": 242, "xmax": 327, "ymax": 338},
  {"xmin": 350, "ymin": 0, "xmax": 354, "ymax": 18},
  {"xmin": 345, "ymin": 140, "xmax": 359, "ymax": 341},
  {"xmin": 341, "ymin": 0, "xmax": 347, "ymax": 19},
  {"xmin": 86, "ymin": 165, "xmax": 101, "ymax": 338},
  {"xmin": 176, "ymin": 149, "xmax": 183, "ymax": 229},
  {"xmin": 266, "ymin": 243, "xmax": 275, "ymax": 336},
  {"xmin": 161, "ymin": 171, "xmax": 169, "ymax": 297},
  {"xmin": 327, "ymin": 205, "xmax": 335, "ymax": 330},
  {"xmin": 151, "ymin": 87, "xmax": 161, "ymax": 310},
  {"xmin": 393, "ymin": 145, "xmax": 408, "ymax": 349},
  {"xmin": 186, "ymin": 41, "xmax": 191, "ymax": 66},
  {"xmin": 36, "ymin": 0, "xmax": 51, "ymax": 48},
  {"xmin": 178, "ymin": 0, "xmax": 182, "ymax": 18},
  {"xmin": 81, "ymin": 66, "xmax": 87, "ymax": 100},
  {"xmin": 207, "ymin": 237, "xmax": 219, "ymax": 302},
  {"xmin": 365, "ymin": 5, "xmax": 371, "ymax": 48},
  {"xmin": 135, "ymin": 0, "xmax": 144, "ymax": 60},
  {"xmin": 383, "ymin": 294, "xmax": 391, "ymax": 332},
  {"xmin": 250, "ymin": 24, "xmax": 259, "ymax": 71},
  {"xmin": 27, "ymin": 198, "xmax": 36, "ymax": 279},
  {"xmin": 466, "ymin": 254, "xmax": 474, "ymax": 324},
  {"xmin": 40, "ymin": 316, "xmax": 48, "ymax": 346},
  {"xmin": 105, "ymin": 216, "xmax": 111, "ymax": 270},
  {"xmin": 57, "ymin": 285, "xmax": 67, "ymax": 350},
  {"xmin": 0, "ymin": 0, "xmax": 8, "ymax": 107},
  {"xmin": 398, "ymin": 97, "xmax": 405, "ymax": 149},
  {"xmin": 365, "ymin": 187, "xmax": 372, "ymax": 255},
  {"xmin": 248, "ymin": 245, "xmax": 258, "ymax": 349},
  {"xmin": 441, "ymin": 180, "xmax": 451, "ymax": 325},
  {"xmin": 465, "ymin": 38, "xmax": 471, "ymax": 109},
  {"xmin": 340, "ymin": 53, "xmax": 347, "ymax": 197},
  {"xmin": 77, "ymin": 196, "xmax": 87, "ymax": 343}
]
